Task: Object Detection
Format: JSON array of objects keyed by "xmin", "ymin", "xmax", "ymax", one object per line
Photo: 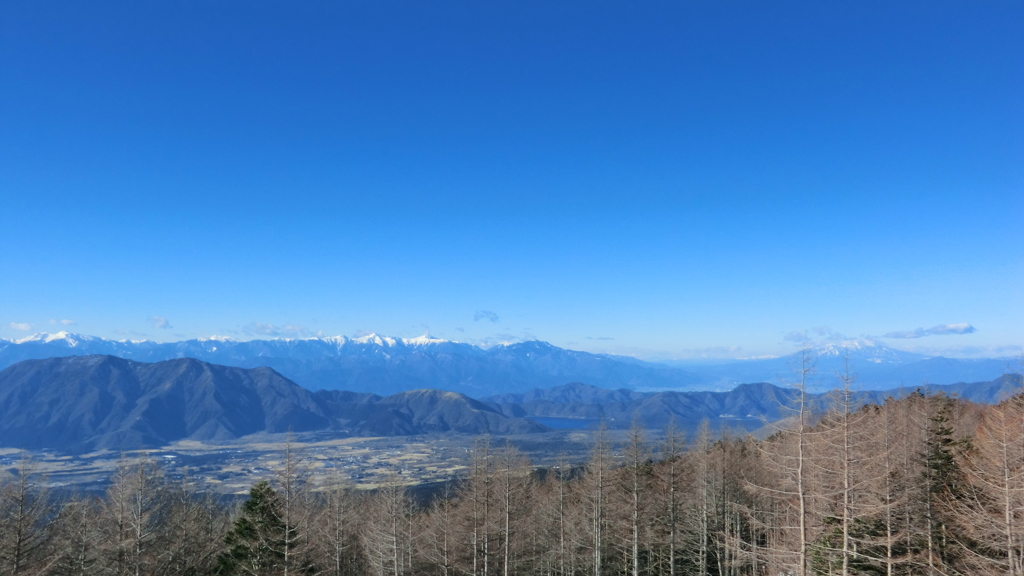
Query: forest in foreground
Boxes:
[{"xmin": 3, "ymin": 374, "xmax": 1024, "ymax": 576}]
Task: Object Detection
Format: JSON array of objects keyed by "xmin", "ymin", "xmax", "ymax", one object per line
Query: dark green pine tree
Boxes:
[
  {"xmin": 216, "ymin": 480, "xmax": 287, "ymax": 576},
  {"xmin": 922, "ymin": 395, "xmax": 968, "ymax": 572}
]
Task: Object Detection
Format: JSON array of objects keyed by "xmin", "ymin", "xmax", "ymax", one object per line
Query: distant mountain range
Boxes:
[
  {"xmin": 0, "ymin": 332, "xmax": 1018, "ymax": 396},
  {"xmin": 0, "ymin": 354, "xmax": 1020, "ymax": 452},
  {"xmin": 0, "ymin": 332, "xmax": 705, "ymax": 396},
  {"xmin": 483, "ymin": 374, "xmax": 1024, "ymax": 433},
  {"xmin": 682, "ymin": 341, "xmax": 1020, "ymax": 391},
  {"xmin": 0, "ymin": 355, "xmax": 543, "ymax": 452}
]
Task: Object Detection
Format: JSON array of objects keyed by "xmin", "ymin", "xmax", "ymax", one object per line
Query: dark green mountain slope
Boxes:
[{"xmin": 0, "ymin": 356, "xmax": 544, "ymax": 452}]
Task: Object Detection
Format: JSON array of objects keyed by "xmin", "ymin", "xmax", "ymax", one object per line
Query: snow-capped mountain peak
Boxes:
[
  {"xmin": 12, "ymin": 332, "xmax": 91, "ymax": 346},
  {"xmin": 812, "ymin": 339, "xmax": 882, "ymax": 356},
  {"xmin": 197, "ymin": 335, "xmax": 237, "ymax": 343},
  {"xmin": 0, "ymin": 331, "xmax": 1012, "ymax": 397},
  {"xmin": 807, "ymin": 339, "xmax": 925, "ymax": 365},
  {"xmin": 402, "ymin": 334, "xmax": 451, "ymax": 346},
  {"xmin": 351, "ymin": 333, "xmax": 397, "ymax": 346}
]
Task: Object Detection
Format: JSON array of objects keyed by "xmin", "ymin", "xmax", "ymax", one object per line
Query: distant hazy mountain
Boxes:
[
  {"xmin": 0, "ymin": 333, "xmax": 706, "ymax": 396},
  {"xmin": 0, "ymin": 355, "xmax": 544, "ymax": 452},
  {"xmin": 673, "ymin": 341, "xmax": 1018, "ymax": 391},
  {"xmin": 0, "ymin": 333, "xmax": 1015, "ymax": 397},
  {"xmin": 483, "ymin": 374, "xmax": 1024, "ymax": 433},
  {"xmin": 485, "ymin": 381, "xmax": 806, "ymax": 433},
  {"xmin": 884, "ymin": 373, "xmax": 1024, "ymax": 404}
]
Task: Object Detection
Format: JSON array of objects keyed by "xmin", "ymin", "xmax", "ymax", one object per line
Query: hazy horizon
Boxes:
[{"xmin": 3, "ymin": 328, "xmax": 1021, "ymax": 363}]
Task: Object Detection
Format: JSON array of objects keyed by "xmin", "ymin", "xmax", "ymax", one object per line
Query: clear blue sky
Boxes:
[{"xmin": 2, "ymin": 1, "xmax": 1022, "ymax": 359}]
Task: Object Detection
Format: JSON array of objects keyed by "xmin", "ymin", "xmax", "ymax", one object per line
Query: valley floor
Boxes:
[{"xmin": 1, "ymin": 429, "xmax": 611, "ymax": 494}]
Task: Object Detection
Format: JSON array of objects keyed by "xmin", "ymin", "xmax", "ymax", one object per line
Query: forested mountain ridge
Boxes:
[
  {"xmin": 1, "ymin": 354, "xmax": 1020, "ymax": 452},
  {"xmin": 0, "ymin": 355, "xmax": 544, "ymax": 452},
  {"xmin": 314, "ymin": 388, "xmax": 545, "ymax": 437},
  {"xmin": 483, "ymin": 375, "xmax": 1024, "ymax": 431}
]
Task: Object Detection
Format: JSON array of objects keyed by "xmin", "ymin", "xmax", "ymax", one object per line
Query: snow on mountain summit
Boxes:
[
  {"xmin": 11, "ymin": 331, "xmax": 92, "ymax": 345},
  {"xmin": 197, "ymin": 335, "xmax": 237, "ymax": 343},
  {"xmin": 812, "ymin": 340, "xmax": 882, "ymax": 356},
  {"xmin": 0, "ymin": 331, "xmax": 707, "ymax": 395},
  {"xmin": 351, "ymin": 333, "xmax": 397, "ymax": 346},
  {"xmin": 402, "ymin": 334, "xmax": 451, "ymax": 346},
  {"xmin": 345, "ymin": 333, "xmax": 452, "ymax": 347},
  {"xmin": 0, "ymin": 331, "xmax": 1014, "ymax": 395},
  {"xmin": 2, "ymin": 331, "xmax": 455, "ymax": 348},
  {"xmin": 810, "ymin": 340, "xmax": 926, "ymax": 364}
]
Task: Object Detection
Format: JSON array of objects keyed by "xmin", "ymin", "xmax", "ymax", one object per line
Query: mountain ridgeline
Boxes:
[
  {"xmin": 483, "ymin": 375, "xmax": 1024, "ymax": 431},
  {"xmin": 1, "ymin": 354, "xmax": 1021, "ymax": 453},
  {"xmin": 0, "ymin": 333, "xmax": 705, "ymax": 396},
  {"xmin": 684, "ymin": 341, "xmax": 1018, "ymax": 391},
  {"xmin": 0, "ymin": 355, "xmax": 544, "ymax": 452},
  {"xmin": 1, "ymin": 332, "xmax": 1017, "ymax": 396}
]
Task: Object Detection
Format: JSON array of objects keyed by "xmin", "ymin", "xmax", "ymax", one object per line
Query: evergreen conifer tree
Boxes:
[{"xmin": 217, "ymin": 480, "xmax": 287, "ymax": 576}]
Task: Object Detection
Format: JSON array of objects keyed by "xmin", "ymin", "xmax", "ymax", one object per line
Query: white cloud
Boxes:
[
  {"xmin": 149, "ymin": 316, "xmax": 173, "ymax": 329},
  {"xmin": 8, "ymin": 322, "xmax": 31, "ymax": 331},
  {"xmin": 60, "ymin": 319, "xmax": 77, "ymax": 326},
  {"xmin": 883, "ymin": 323, "xmax": 976, "ymax": 339}
]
